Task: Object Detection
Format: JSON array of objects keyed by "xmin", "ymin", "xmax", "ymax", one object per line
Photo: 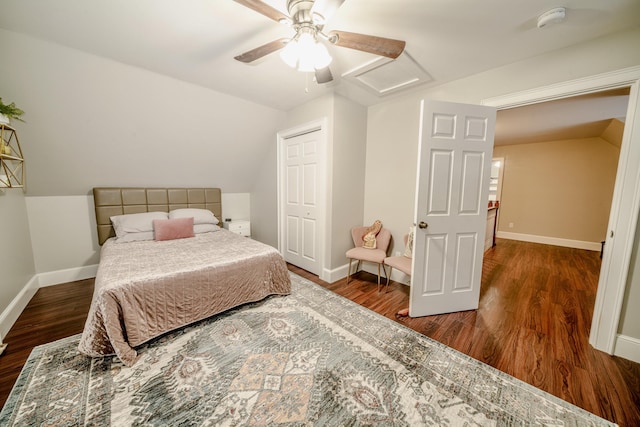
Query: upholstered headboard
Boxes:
[{"xmin": 93, "ymin": 187, "xmax": 222, "ymax": 245}]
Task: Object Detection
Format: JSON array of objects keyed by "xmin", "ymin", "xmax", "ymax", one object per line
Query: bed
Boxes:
[{"xmin": 78, "ymin": 187, "xmax": 291, "ymax": 366}]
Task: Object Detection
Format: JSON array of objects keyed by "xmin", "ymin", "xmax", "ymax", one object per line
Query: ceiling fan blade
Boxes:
[
  {"xmin": 234, "ymin": 38, "xmax": 288, "ymax": 63},
  {"xmin": 233, "ymin": 0, "xmax": 289, "ymax": 23},
  {"xmin": 315, "ymin": 67, "xmax": 333, "ymax": 84},
  {"xmin": 311, "ymin": 0, "xmax": 346, "ymax": 22},
  {"xmin": 328, "ymin": 30, "xmax": 406, "ymax": 59}
]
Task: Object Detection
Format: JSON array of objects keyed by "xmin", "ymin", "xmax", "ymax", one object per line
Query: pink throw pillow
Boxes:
[{"xmin": 153, "ymin": 217, "xmax": 195, "ymax": 241}]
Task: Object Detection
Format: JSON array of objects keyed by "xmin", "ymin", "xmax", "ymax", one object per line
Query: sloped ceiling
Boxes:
[
  {"xmin": 0, "ymin": 0, "xmax": 639, "ymax": 112},
  {"xmin": 495, "ymin": 88, "xmax": 631, "ymax": 146}
]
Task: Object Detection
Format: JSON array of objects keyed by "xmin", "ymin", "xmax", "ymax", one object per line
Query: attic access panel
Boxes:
[{"xmin": 342, "ymin": 51, "xmax": 432, "ymax": 97}]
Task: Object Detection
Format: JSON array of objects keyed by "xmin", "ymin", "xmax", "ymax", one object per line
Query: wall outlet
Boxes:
[{"xmin": 509, "ymin": 222, "xmax": 514, "ymax": 228}]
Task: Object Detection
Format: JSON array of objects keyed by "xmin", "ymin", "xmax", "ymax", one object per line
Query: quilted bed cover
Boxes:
[{"xmin": 78, "ymin": 229, "xmax": 291, "ymax": 366}]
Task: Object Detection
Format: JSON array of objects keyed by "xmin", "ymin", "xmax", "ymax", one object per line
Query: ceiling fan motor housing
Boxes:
[{"xmin": 287, "ymin": 0, "xmax": 324, "ymax": 30}]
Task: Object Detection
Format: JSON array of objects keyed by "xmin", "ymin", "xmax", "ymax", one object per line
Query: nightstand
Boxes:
[{"xmin": 223, "ymin": 220, "xmax": 251, "ymax": 237}]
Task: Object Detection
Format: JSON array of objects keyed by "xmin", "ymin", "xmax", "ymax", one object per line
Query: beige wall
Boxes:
[{"xmin": 493, "ymin": 137, "xmax": 619, "ymax": 244}]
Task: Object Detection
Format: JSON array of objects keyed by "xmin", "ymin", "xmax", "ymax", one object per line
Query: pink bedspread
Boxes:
[{"xmin": 78, "ymin": 230, "xmax": 291, "ymax": 366}]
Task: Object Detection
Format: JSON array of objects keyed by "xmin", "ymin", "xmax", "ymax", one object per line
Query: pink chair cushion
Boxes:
[
  {"xmin": 346, "ymin": 247, "xmax": 387, "ymax": 263},
  {"xmin": 384, "ymin": 255, "xmax": 412, "ymax": 276}
]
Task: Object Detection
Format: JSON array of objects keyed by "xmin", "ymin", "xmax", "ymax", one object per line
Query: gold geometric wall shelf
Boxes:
[{"xmin": 0, "ymin": 124, "xmax": 25, "ymax": 188}]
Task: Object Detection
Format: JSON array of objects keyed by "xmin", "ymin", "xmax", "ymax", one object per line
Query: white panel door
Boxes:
[
  {"xmin": 282, "ymin": 130, "xmax": 321, "ymax": 274},
  {"xmin": 410, "ymin": 99, "xmax": 496, "ymax": 317}
]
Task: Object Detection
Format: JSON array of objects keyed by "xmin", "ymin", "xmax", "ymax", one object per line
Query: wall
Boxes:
[
  {"xmin": 278, "ymin": 93, "xmax": 367, "ymax": 279},
  {"xmin": 364, "ymin": 28, "xmax": 640, "ymax": 342},
  {"xmin": 329, "ymin": 95, "xmax": 367, "ymax": 269},
  {"xmin": 0, "ymin": 190, "xmax": 36, "ymax": 339},
  {"xmin": 23, "ymin": 193, "xmax": 249, "ymax": 283},
  {"xmin": 0, "ymin": 29, "xmax": 286, "ymax": 197},
  {"xmin": 0, "ymin": 29, "xmax": 285, "ymax": 331},
  {"xmin": 493, "ymin": 136, "xmax": 619, "ymax": 247},
  {"xmin": 620, "ymin": 221, "xmax": 640, "ymax": 339}
]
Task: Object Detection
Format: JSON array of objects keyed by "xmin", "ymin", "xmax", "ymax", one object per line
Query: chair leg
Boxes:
[
  {"xmin": 378, "ymin": 264, "xmax": 389, "ymax": 293},
  {"xmin": 383, "ymin": 264, "xmax": 390, "ymax": 293},
  {"xmin": 347, "ymin": 259, "xmax": 353, "ymax": 283}
]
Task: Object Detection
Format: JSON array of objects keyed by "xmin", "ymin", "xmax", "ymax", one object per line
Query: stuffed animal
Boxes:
[{"xmin": 362, "ymin": 220, "xmax": 382, "ymax": 249}]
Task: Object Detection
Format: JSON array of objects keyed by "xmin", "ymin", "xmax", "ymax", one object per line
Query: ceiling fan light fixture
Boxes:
[
  {"xmin": 312, "ymin": 42, "xmax": 332, "ymax": 69},
  {"xmin": 298, "ymin": 54, "xmax": 316, "ymax": 72},
  {"xmin": 279, "ymin": 31, "xmax": 332, "ymax": 71},
  {"xmin": 280, "ymin": 40, "xmax": 300, "ymax": 68}
]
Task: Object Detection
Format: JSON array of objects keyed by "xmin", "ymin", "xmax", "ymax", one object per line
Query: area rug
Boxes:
[{"xmin": 0, "ymin": 273, "xmax": 615, "ymax": 426}]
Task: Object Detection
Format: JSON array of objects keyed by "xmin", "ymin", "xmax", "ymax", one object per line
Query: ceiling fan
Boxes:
[{"xmin": 233, "ymin": 0, "xmax": 406, "ymax": 84}]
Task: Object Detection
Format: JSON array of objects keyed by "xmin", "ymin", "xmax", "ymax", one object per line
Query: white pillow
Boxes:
[
  {"xmin": 169, "ymin": 208, "xmax": 219, "ymax": 225},
  {"xmin": 115, "ymin": 231, "xmax": 155, "ymax": 243},
  {"xmin": 110, "ymin": 212, "xmax": 169, "ymax": 237},
  {"xmin": 403, "ymin": 226, "xmax": 415, "ymax": 258},
  {"xmin": 194, "ymin": 223, "xmax": 220, "ymax": 234}
]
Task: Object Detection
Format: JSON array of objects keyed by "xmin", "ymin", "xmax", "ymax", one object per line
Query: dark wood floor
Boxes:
[{"xmin": 1, "ymin": 239, "xmax": 639, "ymax": 425}]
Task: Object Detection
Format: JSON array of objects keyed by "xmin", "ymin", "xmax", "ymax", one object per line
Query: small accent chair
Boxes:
[
  {"xmin": 346, "ymin": 226, "xmax": 392, "ymax": 292},
  {"xmin": 383, "ymin": 234, "xmax": 412, "ymax": 292}
]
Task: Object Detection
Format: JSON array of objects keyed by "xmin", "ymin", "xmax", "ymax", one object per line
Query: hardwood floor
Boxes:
[{"xmin": 1, "ymin": 239, "xmax": 639, "ymax": 425}]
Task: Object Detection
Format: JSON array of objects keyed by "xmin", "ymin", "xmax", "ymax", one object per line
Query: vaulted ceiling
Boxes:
[
  {"xmin": 495, "ymin": 88, "xmax": 631, "ymax": 146},
  {"xmin": 1, "ymin": 0, "xmax": 638, "ymax": 111}
]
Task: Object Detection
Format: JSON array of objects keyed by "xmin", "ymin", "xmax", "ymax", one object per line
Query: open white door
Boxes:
[{"xmin": 409, "ymin": 99, "xmax": 496, "ymax": 317}]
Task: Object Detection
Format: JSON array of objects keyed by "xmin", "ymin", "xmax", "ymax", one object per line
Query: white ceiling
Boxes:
[{"xmin": 0, "ymin": 0, "xmax": 639, "ymax": 112}]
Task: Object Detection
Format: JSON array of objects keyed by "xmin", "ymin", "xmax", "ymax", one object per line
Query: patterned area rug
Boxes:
[{"xmin": 0, "ymin": 273, "xmax": 615, "ymax": 426}]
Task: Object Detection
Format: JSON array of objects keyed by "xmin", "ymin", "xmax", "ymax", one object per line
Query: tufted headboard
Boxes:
[{"xmin": 93, "ymin": 187, "xmax": 222, "ymax": 245}]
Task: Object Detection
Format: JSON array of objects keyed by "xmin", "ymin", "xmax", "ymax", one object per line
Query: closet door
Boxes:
[{"xmin": 280, "ymin": 129, "xmax": 323, "ymax": 275}]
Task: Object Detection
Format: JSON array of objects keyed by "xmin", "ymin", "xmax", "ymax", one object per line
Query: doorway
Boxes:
[
  {"xmin": 484, "ymin": 66, "xmax": 640, "ymax": 355},
  {"xmin": 493, "ymin": 88, "xmax": 628, "ymax": 251}
]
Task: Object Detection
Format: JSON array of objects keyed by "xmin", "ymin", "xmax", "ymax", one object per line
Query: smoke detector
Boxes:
[{"xmin": 537, "ymin": 7, "xmax": 566, "ymax": 28}]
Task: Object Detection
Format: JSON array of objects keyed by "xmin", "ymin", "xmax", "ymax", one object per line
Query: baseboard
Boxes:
[
  {"xmin": 389, "ymin": 268, "xmax": 411, "ymax": 286},
  {"xmin": 614, "ymin": 334, "xmax": 640, "ymax": 364},
  {"xmin": 0, "ymin": 274, "xmax": 39, "ymax": 340},
  {"xmin": 0, "ymin": 265, "xmax": 99, "ymax": 340},
  {"xmin": 37, "ymin": 264, "xmax": 99, "ymax": 287},
  {"xmin": 496, "ymin": 231, "xmax": 601, "ymax": 251},
  {"xmin": 323, "ymin": 262, "xmax": 411, "ymax": 287},
  {"xmin": 323, "ymin": 264, "xmax": 349, "ymax": 283}
]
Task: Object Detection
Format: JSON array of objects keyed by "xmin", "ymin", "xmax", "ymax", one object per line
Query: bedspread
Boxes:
[{"xmin": 78, "ymin": 230, "xmax": 291, "ymax": 366}]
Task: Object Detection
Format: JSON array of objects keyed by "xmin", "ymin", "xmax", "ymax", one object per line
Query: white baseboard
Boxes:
[
  {"xmin": 614, "ymin": 334, "xmax": 640, "ymax": 364},
  {"xmin": 323, "ymin": 264, "xmax": 349, "ymax": 283},
  {"xmin": 0, "ymin": 274, "xmax": 39, "ymax": 340},
  {"xmin": 388, "ymin": 268, "xmax": 411, "ymax": 286},
  {"xmin": 323, "ymin": 262, "xmax": 410, "ymax": 287},
  {"xmin": 496, "ymin": 231, "xmax": 602, "ymax": 251},
  {"xmin": 0, "ymin": 265, "xmax": 98, "ymax": 340},
  {"xmin": 38, "ymin": 264, "xmax": 99, "ymax": 287}
]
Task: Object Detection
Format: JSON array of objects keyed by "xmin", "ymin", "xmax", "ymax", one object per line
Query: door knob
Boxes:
[{"xmin": 418, "ymin": 221, "xmax": 428, "ymax": 229}]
